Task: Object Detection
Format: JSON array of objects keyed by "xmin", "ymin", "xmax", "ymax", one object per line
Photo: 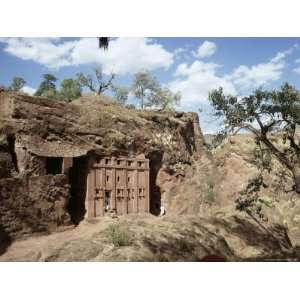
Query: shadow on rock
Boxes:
[
  {"xmin": 0, "ymin": 224, "xmax": 12, "ymax": 256},
  {"xmin": 141, "ymin": 224, "xmax": 234, "ymax": 262},
  {"xmin": 212, "ymin": 215, "xmax": 295, "ymax": 260}
]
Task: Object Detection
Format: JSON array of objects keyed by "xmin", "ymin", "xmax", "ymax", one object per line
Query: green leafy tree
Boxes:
[
  {"xmin": 35, "ymin": 74, "xmax": 57, "ymax": 98},
  {"xmin": 148, "ymin": 86, "xmax": 181, "ymax": 110},
  {"xmin": 209, "ymin": 83, "xmax": 300, "ymax": 193},
  {"xmin": 132, "ymin": 71, "xmax": 158, "ymax": 109},
  {"xmin": 76, "ymin": 68, "xmax": 115, "ymax": 95},
  {"xmin": 125, "ymin": 104, "xmax": 136, "ymax": 109},
  {"xmin": 111, "ymin": 85, "xmax": 129, "ymax": 105},
  {"xmin": 59, "ymin": 78, "xmax": 82, "ymax": 102},
  {"xmin": 9, "ymin": 76, "xmax": 26, "ymax": 92}
]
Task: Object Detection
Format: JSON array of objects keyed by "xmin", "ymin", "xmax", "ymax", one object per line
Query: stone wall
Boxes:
[
  {"xmin": 0, "ymin": 174, "xmax": 71, "ymax": 241},
  {"xmin": 15, "ymin": 143, "xmax": 47, "ymax": 176}
]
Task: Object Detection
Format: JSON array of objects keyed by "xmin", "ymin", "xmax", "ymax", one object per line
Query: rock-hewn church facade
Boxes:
[{"xmin": 85, "ymin": 157, "xmax": 150, "ymax": 217}]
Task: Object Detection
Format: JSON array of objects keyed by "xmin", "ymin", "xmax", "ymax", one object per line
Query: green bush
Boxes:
[
  {"xmin": 206, "ymin": 188, "xmax": 215, "ymax": 203},
  {"xmin": 107, "ymin": 224, "xmax": 131, "ymax": 247}
]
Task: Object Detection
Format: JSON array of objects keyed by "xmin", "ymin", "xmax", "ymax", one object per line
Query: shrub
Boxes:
[
  {"xmin": 210, "ymin": 132, "xmax": 227, "ymax": 149},
  {"xmin": 252, "ymin": 143, "xmax": 272, "ymax": 172},
  {"xmin": 125, "ymin": 104, "xmax": 136, "ymax": 110},
  {"xmin": 206, "ymin": 175, "xmax": 214, "ymax": 189},
  {"xmin": 235, "ymin": 175, "xmax": 274, "ymax": 221},
  {"xmin": 205, "ymin": 175, "xmax": 215, "ymax": 203},
  {"xmin": 206, "ymin": 188, "xmax": 215, "ymax": 203},
  {"xmin": 107, "ymin": 224, "xmax": 131, "ymax": 247}
]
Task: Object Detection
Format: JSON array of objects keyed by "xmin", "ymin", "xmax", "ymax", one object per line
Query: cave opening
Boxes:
[
  {"xmin": 147, "ymin": 151, "xmax": 163, "ymax": 216},
  {"xmin": 68, "ymin": 156, "xmax": 89, "ymax": 224},
  {"xmin": 46, "ymin": 157, "xmax": 63, "ymax": 175}
]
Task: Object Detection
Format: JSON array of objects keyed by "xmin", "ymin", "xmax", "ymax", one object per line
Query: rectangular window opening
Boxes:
[{"xmin": 46, "ymin": 157, "xmax": 63, "ymax": 175}]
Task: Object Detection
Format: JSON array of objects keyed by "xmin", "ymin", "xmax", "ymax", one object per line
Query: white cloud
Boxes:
[
  {"xmin": 227, "ymin": 46, "xmax": 297, "ymax": 91},
  {"xmin": 170, "ymin": 49, "xmax": 288, "ymax": 109},
  {"xmin": 194, "ymin": 41, "xmax": 216, "ymax": 58},
  {"xmin": 173, "ymin": 47, "xmax": 185, "ymax": 60},
  {"xmin": 295, "ymin": 56, "xmax": 300, "ymax": 74},
  {"xmin": 71, "ymin": 38, "xmax": 174, "ymax": 75},
  {"xmin": 169, "ymin": 60, "xmax": 236, "ymax": 110},
  {"xmin": 169, "ymin": 60, "xmax": 237, "ymax": 132},
  {"xmin": 174, "ymin": 60, "xmax": 221, "ymax": 77},
  {"xmin": 0, "ymin": 38, "xmax": 77, "ymax": 69},
  {"xmin": 0, "ymin": 38, "xmax": 174, "ymax": 75},
  {"xmin": 294, "ymin": 66, "xmax": 300, "ymax": 74},
  {"xmin": 168, "ymin": 48, "xmax": 291, "ymax": 133},
  {"xmin": 21, "ymin": 86, "xmax": 36, "ymax": 95},
  {"xmin": 227, "ymin": 55, "xmax": 285, "ymax": 91}
]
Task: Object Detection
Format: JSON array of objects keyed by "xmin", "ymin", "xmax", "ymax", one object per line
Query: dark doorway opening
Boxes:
[
  {"xmin": 147, "ymin": 151, "xmax": 163, "ymax": 216},
  {"xmin": 46, "ymin": 157, "xmax": 63, "ymax": 175},
  {"xmin": 68, "ymin": 156, "xmax": 88, "ymax": 224},
  {"xmin": 104, "ymin": 191, "xmax": 111, "ymax": 212},
  {"xmin": 6, "ymin": 134, "xmax": 19, "ymax": 173},
  {"xmin": 0, "ymin": 224, "xmax": 12, "ymax": 255}
]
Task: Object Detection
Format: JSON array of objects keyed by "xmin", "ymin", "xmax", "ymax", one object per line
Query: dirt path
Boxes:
[{"xmin": 0, "ymin": 218, "xmax": 111, "ymax": 261}]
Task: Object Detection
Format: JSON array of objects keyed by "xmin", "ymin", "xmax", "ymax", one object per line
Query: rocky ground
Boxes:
[
  {"xmin": 0, "ymin": 212, "xmax": 299, "ymax": 262},
  {"xmin": 211, "ymin": 134, "xmax": 300, "ymax": 247}
]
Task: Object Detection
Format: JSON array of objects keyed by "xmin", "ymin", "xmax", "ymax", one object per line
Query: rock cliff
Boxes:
[{"xmin": 0, "ymin": 91, "xmax": 209, "ymax": 243}]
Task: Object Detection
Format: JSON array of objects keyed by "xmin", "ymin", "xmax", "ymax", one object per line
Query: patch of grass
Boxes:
[
  {"xmin": 206, "ymin": 188, "xmax": 215, "ymax": 203},
  {"xmin": 107, "ymin": 223, "xmax": 132, "ymax": 247},
  {"xmin": 205, "ymin": 175, "xmax": 215, "ymax": 203},
  {"xmin": 206, "ymin": 175, "xmax": 214, "ymax": 189}
]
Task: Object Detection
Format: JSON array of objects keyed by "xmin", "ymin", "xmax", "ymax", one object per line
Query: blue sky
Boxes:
[{"xmin": 1, "ymin": 37, "xmax": 300, "ymax": 133}]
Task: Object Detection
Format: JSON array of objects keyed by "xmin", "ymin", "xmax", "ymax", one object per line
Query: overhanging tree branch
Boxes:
[{"xmin": 209, "ymin": 83, "xmax": 300, "ymax": 193}]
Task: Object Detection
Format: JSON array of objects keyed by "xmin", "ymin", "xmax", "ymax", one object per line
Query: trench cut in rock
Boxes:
[{"xmin": 86, "ymin": 156, "xmax": 150, "ymax": 218}]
